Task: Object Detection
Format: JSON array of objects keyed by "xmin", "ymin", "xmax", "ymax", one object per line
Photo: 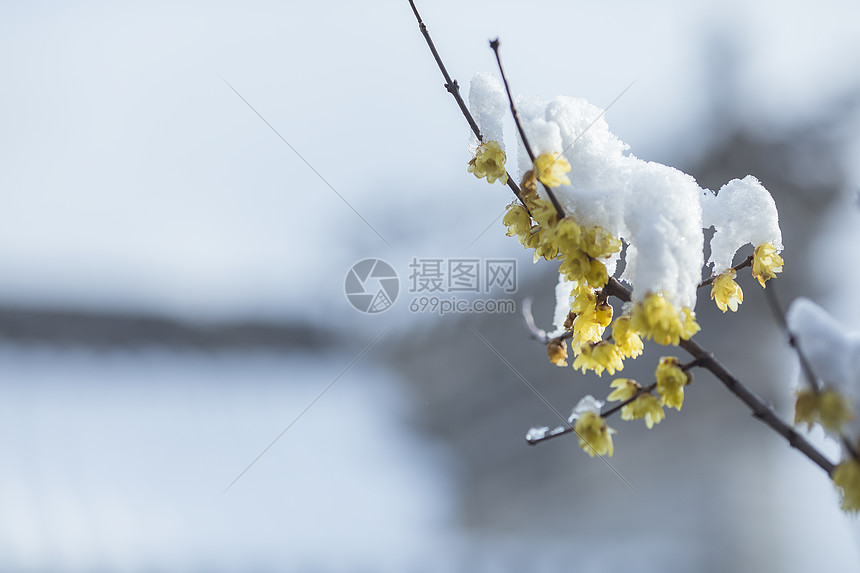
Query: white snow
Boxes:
[
  {"xmin": 787, "ymin": 298, "xmax": 860, "ymax": 441},
  {"xmin": 568, "ymin": 395, "xmax": 604, "ymax": 423},
  {"xmin": 468, "ymin": 77, "xmax": 782, "ymax": 310},
  {"xmin": 468, "ymin": 73, "xmax": 508, "ymax": 152},
  {"xmin": 701, "ymin": 175, "xmax": 783, "ymax": 272},
  {"xmin": 549, "ymin": 274, "xmax": 576, "ymax": 336},
  {"xmin": 526, "ymin": 426, "xmax": 550, "ymax": 441}
]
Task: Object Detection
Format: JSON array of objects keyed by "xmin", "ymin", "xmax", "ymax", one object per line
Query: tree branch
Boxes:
[
  {"xmin": 762, "ymin": 284, "xmax": 821, "ymax": 392},
  {"xmin": 489, "ymin": 38, "xmax": 566, "ymax": 220},
  {"xmin": 603, "ymin": 277, "xmax": 836, "ymax": 475},
  {"xmin": 408, "ymin": 0, "xmax": 528, "ymax": 208},
  {"xmin": 698, "ymin": 254, "xmax": 754, "ymax": 288}
]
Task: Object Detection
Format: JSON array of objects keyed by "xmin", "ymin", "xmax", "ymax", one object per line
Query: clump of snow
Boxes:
[
  {"xmin": 526, "ymin": 426, "xmax": 550, "ymax": 441},
  {"xmin": 468, "ymin": 75, "xmax": 783, "ymax": 310},
  {"xmin": 468, "ymin": 73, "xmax": 507, "ymax": 152},
  {"xmin": 568, "ymin": 395, "xmax": 604, "ymax": 423},
  {"xmin": 550, "ymin": 275, "xmax": 576, "ymax": 336},
  {"xmin": 548, "ymin": 425, "xmax": 566, "ymax": 436},
  {"xmin": 787, "ymin": 298, "xmax": 860, "ymax": 439},
  {"xmin": 701, "ymin": 176, "xmax": 783, "ymax": 272}
]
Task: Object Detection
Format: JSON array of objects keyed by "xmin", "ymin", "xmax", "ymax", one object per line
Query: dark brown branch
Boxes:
[
  {"xmin": 527, "ymin": 382, "xmax": 658, "ymax": 445},
  {"xmin": 489, "ymin": 38, "xmax": 566, "ymax": 220},
  {"xmin": 763, "ymin": 284, "xmax": 821, "ymax": 392},
  {"xmin": 408, "ymin": 1, "xmax": 529, "ymax": 209},
  {"xmin": 601, "ymin": 382, "xmax": 658, "ymax": 418},
  {"xmin": 408, "ymin": 0, "xmax": 835, "ymax": 477},
  {"xmin": 698, "ymin": 255, "xmax": 754, "ymax": 288},
  {"xmin": 765, "ymin": 287, "xmax": 860, "ymax": 463},
  {"xmin": 602, "ymin": 278, "xmax": 836, "ymax": 475}
]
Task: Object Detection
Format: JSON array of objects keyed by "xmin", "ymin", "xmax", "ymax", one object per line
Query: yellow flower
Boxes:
[
  {"xmin": 519, "ymin": 170, "xmax": 539, "ymax": 205},
  {"xmin": 585, "ymin": 259, "xmax": 608, "ymax": 288},
  {"xmin": 611, "ymin": 316, "xmax": 644, "ymax": 359},
  {"xmin": 680, "ymin": 307, "xmax": 701, "ymax": 340},
  {"xmin": 533, "ymin": 228, "xmax": 559, "ymax": 262},
  {"xmin": 795, "ymin": 388, "xmax": 854, "ymax": 433},
  {"xmin": 794, "ymin": 388, "xmax": 818, "ymax": 429},
  {"xmin": 711, "ymin": 269, "xmax": 744, "ymax": 312},
  {"xmin": 528, "ymin": 197, "xmax": 558, "ymax": 228},
  {"xmin": 629, "ymin": 394, "xmax": 665, "ymax": 429},
  {"xmin": 468, "ymin": 140, "xmax": 508, "ymax": 184},
  {"xmin": 534, "ymin": 152, "xmax": 572, "ymax": 187},
  {"xmin": 630, "ymin": 293, "xmax": 693, "ymax": 346},
  {"xmin": 608, "ymin": 378, "xmax": 640, "ymax": 402},
  {"xmin": 819, "ymin": 389, "xmax": 854, "ymax": 433},
  {"xmin": 833, "ymin": 458, "xmax": 860, "ymax": 513},
  {"xmin": 572, "ymin": 341, "xmax": 624, "ymax": 376},
  {"xmin": 752, "ymin": 243, "xmax": 784, "ymax": 288},
  {"xmin": 655, "ymin": 356, "xmax": 691, "ymax": 410},
  {"xmin": 547, "ymin": 338, "xmax": 568, "ymax": 367},
  {"xmin": 572, "ymin": 316, "xmax": 603, "ymax": 347},
  {"xmin": 595, "ymin": 302, "xmax": 613, "ymax": 328},
  {"xmin": 553, "ymin": 218, "xmax": 582, "ymax": 255},
  {"xmin": 582, "ymin": 226, "xmax": 622, "ymax": 259},
  {"xmin": 570, "ymin": 288, "xmax": 597, "ymax": 314},
  {"xmin": 503, "ymin": 203, "xmax": 531, "ymax": 241},
  {"xmin": 559, "ymin": 249, "xmax": 591, "ymax": 282},
  {"xmin": 574, "ymin": 411, "xmax": 615, "ymax": 457}
]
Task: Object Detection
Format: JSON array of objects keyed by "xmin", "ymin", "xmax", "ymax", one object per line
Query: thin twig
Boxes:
[
  {"xmin": 601, "ymin": 277, "xmax": 836, "ymax": 475},
  {"xmin": 408, "ymin": 1, "xmax": 528, "ymax": 208},
  {"xmin": 601, "ymin": 383, "xmax": 658, "ymax": 418},
  {"xmin": 409, "ymin": 0, "xmax": 836, "ymax": 477},
  {"xmin": 763, "ymin": 284, "xmax": 821, "ymax": 392},
  {"xmin": 521, "ymin": 297, "xmax": 549, "ymax": 342},
  {"xmin": 489, "ymin": 38, "xmax": 566, "ymax": 219},
  {"xmin": 764, "ymin": 287, "xmax": 860, "ymax": 464},
  {"xmin": 528, "ymin": 382, "xmax": 658, "ymax": 445},
  {"xmin": 698, "ymin": 255, "xmax": 754, "ymax": 288}
]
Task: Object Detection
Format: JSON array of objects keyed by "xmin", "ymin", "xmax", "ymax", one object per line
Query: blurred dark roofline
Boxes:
[{"xmin": 0, "ymin": 306, "xmax": 334, "ymax": 352}]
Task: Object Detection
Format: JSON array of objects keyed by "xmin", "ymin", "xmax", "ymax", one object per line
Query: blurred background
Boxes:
[{"xmin": 2, "ymin": 0, "xmax": 860, "ymax": 571}]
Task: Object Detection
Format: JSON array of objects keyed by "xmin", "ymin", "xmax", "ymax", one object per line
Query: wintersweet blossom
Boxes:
[
  {"xmin": 582, "ymin": 226, "xmax": 622, "ymax": 259},
  {"xmin": 468, "ymin": 140, "xmax": 508, "ymax": 184},
  {"xmin": 751, "ymin": 243, "xmax": 784, "ymax": 288},
  {"xmin": 630, "ymin": 293, "xmax": 699, "ymax": 346},
  {"xmin": 503, "ymin": 203, "xmax": 531, "ymax": 241},
  {"xmin": 819, "ymin": 390, "xmax": 854, "ymax": 432},
  {"xmin": 534, "ymin": 152, "xmax": 571, "ymax": 187},
  {"xmin": 655, "ymin": 356, "xmax": 691, "ymax": 410},
  {"xmin": 629, "ymin": 394, "xmax": 665, "ymax": 429},
  {"xmin": 585, "ymin": 259, "xmax": 608, "ymax": 288},
  {"xmin": 608, "ymin": 378, "xmax": 639, "ymax": 402},
  {"xmin": 558, "ymin": 250, "xmax": 590, "ymax": 282},
  {"xmin": 710, "ymin": 269, "xmax": 743, "ymax": 312},
  {"xmin": 833, "ymin": 458, "xmax": 860, "ymax": 512},
  {"xmin": 553, "ymin": 218, "xmax": 582, "ymax": 253},
  {"xmin": 574, "ymin": 411, "xmax": 615, "ymax": 457},
  {"xmin": 547, "ymin": 338, "xmax": 568, "ymax": 367},
  {"xmin": 572, "ymin": 341, "xmax": 624, "ymax": 377},
  {"xmin": 795, "ymin": 388, "xmax": 854, "ymax": 433},
  {"xmin": 607, "ymin": 379, "xmax": 665, "ymax": 428},
  {"xmin": 611, "ymin": 317, "xmax": 644, "ymax": 359}
]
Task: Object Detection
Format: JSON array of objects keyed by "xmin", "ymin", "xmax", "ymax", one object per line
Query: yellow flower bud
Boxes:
[
  {"xmin": 547, "ymin": 338, "xmax": 569, "ymax": 367},
  {"xmin": 574, "ymin": 411, "xmax": 615, "ymax": 458}
]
